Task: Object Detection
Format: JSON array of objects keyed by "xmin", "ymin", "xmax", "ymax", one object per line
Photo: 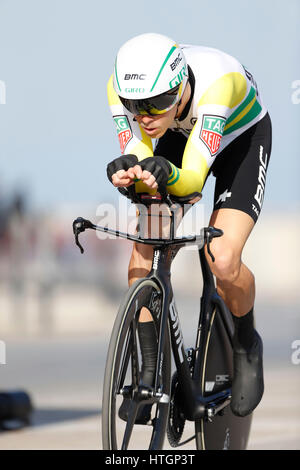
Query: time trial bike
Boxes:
[{"xmin": 72, "ymin": 188, "xmax": 252, "ymax": 450}]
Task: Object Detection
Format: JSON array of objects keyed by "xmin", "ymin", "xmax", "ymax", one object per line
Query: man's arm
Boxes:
[
  {"xmin": 164, "ymin": 71, "xmax": 249, "ymax": 197},
  {"xmin": 107, "ymin": 74, "xmax": 161, "ymax": 193},
  {"xmin": 107, "ymin": 75, "xmax": 154, "ymax": 159}
]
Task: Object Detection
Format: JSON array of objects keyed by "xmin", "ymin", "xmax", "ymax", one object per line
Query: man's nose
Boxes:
[{"xmin": 135, "ymin": 114, "xmax": 153, "ymax": 124}]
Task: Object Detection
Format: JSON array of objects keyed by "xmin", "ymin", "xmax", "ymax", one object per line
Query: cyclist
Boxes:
[{"xmin": 106, "ymin": 33, "xmax": 272, "ymax": 420}]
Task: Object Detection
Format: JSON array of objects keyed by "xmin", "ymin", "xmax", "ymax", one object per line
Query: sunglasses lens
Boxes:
[{"xmin": 119, "ymin": 84, "xmax": 180, "ymax": 116}]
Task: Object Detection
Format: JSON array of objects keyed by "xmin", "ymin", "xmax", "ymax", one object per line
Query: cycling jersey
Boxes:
[
  {"xmin": 107, "ymin": 45, "xmax": 267, "ymax": 197},
  {"xmin": 154, "ymin": 113, "xmax": 272, "ymax": 222}
]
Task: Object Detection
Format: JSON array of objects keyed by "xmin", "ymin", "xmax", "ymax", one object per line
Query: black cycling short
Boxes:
[{"xmin": 154, "ymin": 112, "xmax": 272, "ymax": 223}]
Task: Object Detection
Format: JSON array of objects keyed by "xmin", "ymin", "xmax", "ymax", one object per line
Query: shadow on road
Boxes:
[
  {"xmin": 0, "ymin": 407, "xmax": 102, "ymax": 432},
  {"xmin": 31, "ymin": 408, "xmax": 102, "ymax": 427}
]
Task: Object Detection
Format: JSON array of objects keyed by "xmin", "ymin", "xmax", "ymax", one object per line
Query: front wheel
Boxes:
[{"xmin": 102, "ymin": 278, "xmax": 171, "ymax": 450}]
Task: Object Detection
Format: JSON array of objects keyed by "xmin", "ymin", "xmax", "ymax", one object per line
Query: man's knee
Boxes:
[{"xmin": 207, "ymin": 243, "xmax": 241, "ymax": 284}]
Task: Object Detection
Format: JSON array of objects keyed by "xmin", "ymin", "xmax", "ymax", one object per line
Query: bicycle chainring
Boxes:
[{"xmin": 167, "ymin": 372, "xmax": 186, "ymax": 448}]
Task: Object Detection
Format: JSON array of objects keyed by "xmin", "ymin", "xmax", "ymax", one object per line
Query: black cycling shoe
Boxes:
[
  {"xmin": 118, "ymin": 397, "xmax": 152, "ymax": 424},
  {"xmin": 230, "ymin": 329, "xmax": 264, "ymax": 417}
]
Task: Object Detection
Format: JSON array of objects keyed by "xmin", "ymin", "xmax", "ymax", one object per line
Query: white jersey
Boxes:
[{"xmin": 107, "ymin": 44, "xmax": 267, "ymax": 197}]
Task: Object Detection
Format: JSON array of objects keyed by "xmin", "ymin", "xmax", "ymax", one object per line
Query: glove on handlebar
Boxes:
[
  {"xmin": 106, "ymin": 154, "xmax": 138, "ymax": 183},
  {"xmin": 107, "ymin": 154, "xmax": 172, "ymax": 188},
  {"xmin": 139, "ymin": 156, "xmax": 172, "ymax": 188}
]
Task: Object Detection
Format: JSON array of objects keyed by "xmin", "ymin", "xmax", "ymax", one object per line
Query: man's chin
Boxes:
[{"xmin": 149, "ymin": 129, "xmax": 167, "ymax": 139}]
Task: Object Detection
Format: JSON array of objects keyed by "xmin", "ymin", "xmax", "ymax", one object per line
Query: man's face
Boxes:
[{"xmin": 134, "ymin": 106, "xmax": 177, "ymax": 139}]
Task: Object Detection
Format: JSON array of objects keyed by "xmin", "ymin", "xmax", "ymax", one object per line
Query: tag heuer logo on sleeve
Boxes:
[
  {"xmin": 113, "ymin": 115, "xmax": 133, "ymax": 153},
  {"xmin": 200, "ymin": 115, "xmax": 226, "ymax": 156}
]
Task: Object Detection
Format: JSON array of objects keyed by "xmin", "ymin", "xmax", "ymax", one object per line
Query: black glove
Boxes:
[
  {"xmin": 139, "ymin": 156, "xmax": 172, "ymax": 188},
  {"xmin": 106, "ymin": 154, "xmax": 138, "ymax": 183}
]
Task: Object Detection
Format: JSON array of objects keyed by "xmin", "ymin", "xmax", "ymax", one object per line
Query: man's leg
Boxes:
[
  {"xmin": 129, "ymin": 242, "xmax": 154, "ymax": 321},
  {"xmin": 207, "ymin": 208, "xmax": 255, "ymax": 317},
  {"xmin": 206, "ymin": 208, "xmax": 264, "ymax": 417}
]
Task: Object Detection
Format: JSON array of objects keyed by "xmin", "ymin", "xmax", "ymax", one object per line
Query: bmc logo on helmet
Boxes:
[
  {"xmin": 170, "ymin": 53, "xmax": 182, "ymax": 71},
  {"xmin": 124, "ymin": 74, "xmax": 146, "ymax": 80}
]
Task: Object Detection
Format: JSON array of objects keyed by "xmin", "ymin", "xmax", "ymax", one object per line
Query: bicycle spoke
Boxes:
[{"xmin": 130, "ymin": 317, "xmax": 140, "ymax": 388}]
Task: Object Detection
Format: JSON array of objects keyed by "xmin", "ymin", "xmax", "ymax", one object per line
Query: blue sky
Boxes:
[{"xmin": 0, "ymin": 0, "xmax": 299, "ymax": 212}]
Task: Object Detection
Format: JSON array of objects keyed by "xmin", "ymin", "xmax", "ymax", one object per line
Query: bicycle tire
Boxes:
[
  {"xmin": 195, "ymin": 306, "xmax": 252, "ymax": 450},
  {"xmin": 102, "ymin": 278, "xmax": 171, "ymax": 450}
]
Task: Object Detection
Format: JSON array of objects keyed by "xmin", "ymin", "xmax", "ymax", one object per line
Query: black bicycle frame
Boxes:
[
  {"xmin": 72, "ymin": 192, "xmax": 233, "ymax": 421},
  {"xmin": 147, "ymin": 241, "xmax": 234, "ymax": 421}
]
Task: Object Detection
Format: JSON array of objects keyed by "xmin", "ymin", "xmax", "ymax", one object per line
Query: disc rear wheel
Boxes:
[{"xmin": 195, "ymin": 306, "xmax": 252, "ymax": 450}]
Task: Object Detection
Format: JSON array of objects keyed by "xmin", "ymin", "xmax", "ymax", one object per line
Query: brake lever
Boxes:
[
  {"xmin": 72, "ymin": 217, "xmax": 94, "ymax": 254},
  {"xmin": 204, "ymin": 227, "xmax": 223, "ymax": 263},
  {"xmin": 206, "ymin": 236, "xmax": 215, "ymax": 262}
]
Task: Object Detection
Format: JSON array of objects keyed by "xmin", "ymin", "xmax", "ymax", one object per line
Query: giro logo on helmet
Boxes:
[
  {"xmin": 169, "ymin": 65, "xmax": 188, "ymax": 89},
  {"xmin": 124, "ymin": 88, "xmax": 146, "ymax": 93},
  {"xmin": 124, "ymin": 74, "xmax": 147, "ymax": 80}
]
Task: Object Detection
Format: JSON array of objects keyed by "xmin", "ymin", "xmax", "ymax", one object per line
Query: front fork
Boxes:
[{"xmin": 147, "ymin": 247, "xmax": 199, "ymax": 417}]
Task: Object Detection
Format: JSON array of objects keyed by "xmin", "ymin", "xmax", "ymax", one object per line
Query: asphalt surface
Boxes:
[{"xmin": 0, "ymin": 296, "xmax": 299, "ymax": 450}]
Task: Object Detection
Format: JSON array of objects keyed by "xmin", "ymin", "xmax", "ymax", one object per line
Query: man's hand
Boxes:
[
  {"xmin": 111, "ymin": 164, "xmax": 159, "ymax": 189},
  {"xmin": 127, "ymin": 165, "xmax": 159, "ymax": 189},
  {"xmin": 107, "ymin": 154, "xmax": 172, "ymax": 191},
  {"xmin": 110, "ymin": 168, "xmax": 136, "ymax": 188},
  {"xmin": 107, "ymin": 154, "xmax": 139, "ymax": 188},
  {"xmin": 139, "ymin": 156, "xmax": 172, "ymax": 190}
]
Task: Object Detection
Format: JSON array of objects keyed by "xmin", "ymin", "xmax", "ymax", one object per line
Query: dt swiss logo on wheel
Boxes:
[
  {"xmin": 113, "ymin": 115, "xmax": 133, "ymax": 153},
  {"xmin": 200, "ymin": 115, "xmax": 226, "ymax": 156}
]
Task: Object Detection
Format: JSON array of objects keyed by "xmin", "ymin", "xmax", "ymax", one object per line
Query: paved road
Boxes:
[{"xmin": 0, "ymin": 297, "xmax": 299, "ymax": 450}]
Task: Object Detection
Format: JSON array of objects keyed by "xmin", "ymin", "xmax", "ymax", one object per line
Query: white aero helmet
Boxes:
[{"xmin": 113, "ymin": 33, "xmax": 188, "ymax": 115}]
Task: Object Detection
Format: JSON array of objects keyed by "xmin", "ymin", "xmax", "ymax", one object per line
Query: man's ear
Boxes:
[{"xmin": 175, "ymin": 100, "xmax": 182, "ymax": 119}]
